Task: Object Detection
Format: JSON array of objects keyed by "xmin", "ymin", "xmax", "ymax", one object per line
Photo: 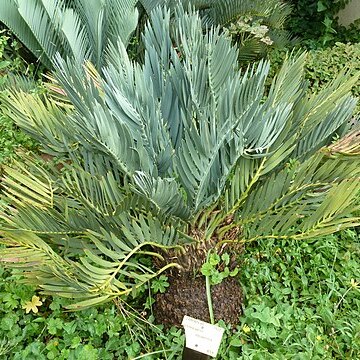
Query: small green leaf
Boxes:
[
  {"xmin": 201, "ymin": 262, "xmax": 214, "ymax": 276},
  {"xmin": 63, "ymin": 320, "xmax": 77, "ymax": 334},
  {"xmin": 221, "ymin": 253, "xmax": 230, "ymax": 266},
  {"xmin": 2, "ymin": 293, "xmax": 18, "ymax": 309},
  {"xmin": 229, "ymin": 338, "xmax": 242, "ymax": 347},
  {"xmin": 229, "ymin": 268, "xmax": 239, "ymax": 277},
  {"xmin": 209, "ymin": 254, "xmax": 220, "ymax": 266},
  {"xmin": 151, "ymin": 275, "xmax": 169, "ymax": 294},
  {"xmin": 211, "ymin": 271, "xmax": 224, "ymax": 285},
  {"xmin": 47, "ymin": 318, "xmax": 63, "ymax": 335},
  {"xmin": 33, "ymin": 317, "xmax": 46, "ymax": 323},
  {"xmin": 317, "ymin": 1, "xmax": 327, "ymax": 12},
  {"xmin": 70, "ymin": 336, "xmax": 82, "ymax": 349},
  {"xmin": 0, "ymin": 60, "xmax": 10, "ymax": 70}
]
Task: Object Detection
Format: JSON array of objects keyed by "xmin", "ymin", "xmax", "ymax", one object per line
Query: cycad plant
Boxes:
[
  {"xmin": 1, "ymin": 5, "xmax": 360, "ymax": 325},
  {"xmin": 139, "ymin": 0, "xmax": 291, "ymax": 26},
  {"xmin": 1, "ymin": 0, "xmax": 291, "ymax": 70},
  {"xmin": 0, "ymin": 0, "xmax": 138, "ymax": 69},
  {"xmin": 140, "ymin": 0, "xmax": 293, "ymax": 63}
]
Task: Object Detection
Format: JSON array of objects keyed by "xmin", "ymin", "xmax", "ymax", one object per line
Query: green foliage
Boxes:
[
  {"xmin": 140, "ymin": 0, "xmax": 293, "ymax": 64},
  {"xmin": 305, "ymin": 42, "xmax": 360, "ymax": 99},
  {"xmin": 0, "ymin": 266, "xmax": 184, "ymax": 359},
  {"xmin": 1, "ymin": 5, "xmax": 360, "ymax": 311},
  {"xmin": 287, "ymin": 0, "xmax": 360, "ymax": 47},
  {"xmin": 0, "ymin": 29, "xmax": 41, "ymax": 166},
  {"xmin": 0, "ymin": 0, "xmax": 139, "ymax": 70},
  {"xmin": 0, "ymin": 29, "xmax": 41, "ymax": 85},
  {"xmin": 224, "ymin": 230, "xmax": 360, "ymax": 359},
  {"xmin": 201, "ymin": 252, "xmax": 239, "ymax": 285},
  {"xmin": 268, "ymin": 43, "xmax": 360, "ymax": 114},
  {"xmin": 225, "ymin": 14, "xmax": 291, "ymax": 65},
  {"xmin": 0, "ymin": 112, "xmax": 38, "ymax": 165}
]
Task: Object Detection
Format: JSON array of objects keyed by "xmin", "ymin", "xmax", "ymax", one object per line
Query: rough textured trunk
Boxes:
[
  {"xmin": 153, "ymin": 235, "xmax": 244, "ymax": 328},
  {"xmin": 153, "ymin": 273, "xmax": 243, "ymax": 327}
]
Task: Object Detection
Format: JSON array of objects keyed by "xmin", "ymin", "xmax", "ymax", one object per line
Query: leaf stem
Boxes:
[{"xmin": 205, "ymin": 250, "xmax": 214, "ymax": 325}]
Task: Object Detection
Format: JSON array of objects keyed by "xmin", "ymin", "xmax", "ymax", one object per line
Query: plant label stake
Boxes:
[{"xmin": 182, "ymin": 315, "xmax": 224, "ymax": 359}]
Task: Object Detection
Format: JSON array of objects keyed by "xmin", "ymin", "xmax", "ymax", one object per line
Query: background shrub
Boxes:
[
  {"xmin": 305, "ymin": 42, "xmax": 360, "ymax": 93},
  {"xmin": 0, "ymin": 29, "xmax": 40, "ymax": 82},
  {"xmin": 286, "ymin": 0, "xmax": 360, "ymax": 47},
  {"xmin": 0, "ymin": 113, "xmax": 38, "ymax": 166},
  {"xmin": 268, "ymin": 43, "xmax": 360, "ymax": 115},
  {"xmin": 0, "ymin": 30, "xmax": 39, "ymax": 167}
]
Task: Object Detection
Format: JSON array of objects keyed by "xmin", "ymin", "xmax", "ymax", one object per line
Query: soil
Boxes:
[{"xmin": 153, "ymin": 272, "xmax": 243, "ymax": 328}]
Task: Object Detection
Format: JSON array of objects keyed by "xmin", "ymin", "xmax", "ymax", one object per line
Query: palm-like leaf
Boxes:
[
  {"xmin": 1, "ymin": 4, "xmax": 360, "ymax": 309},
  {"xmin": 238, "ymin": 142, "xmax": 360, "ymax": 241},
  {"xmin": 0, "ymin": 0, "xmax": 49, "ymax": 65},
  {"xmin": 200, "ymin": 0, "xmax": 289, "ymax": 27},
  {"xmin": 0, "ymin": 0, "xmax": 138, "ymax": 69},
  {"xmin": 139, "ymin": 0, "xmax": 292, "ymax": 64},
  {"xmin": 139, "ymin": 0, "xmax": 290, "ymax": 27},
  {"xmin": 0, "ymin": 230, "xmax": 180, "ymax": 309}
]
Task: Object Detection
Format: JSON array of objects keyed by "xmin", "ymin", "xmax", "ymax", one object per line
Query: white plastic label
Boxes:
[{"xmin": 182, "ymin": 315, "xmax": 224, "ymax": 357}]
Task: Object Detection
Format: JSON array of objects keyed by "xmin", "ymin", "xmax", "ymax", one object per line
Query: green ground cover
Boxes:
[{"xmin": 0, "ymin": 230, "xmax": 359, "ymax": 359}]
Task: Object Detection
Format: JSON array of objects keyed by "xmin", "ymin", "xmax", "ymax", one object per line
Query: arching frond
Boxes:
[
  {"xmin": 1, "ymin": 88, "xmax": 73, "ymax": 156},
  {"xmin": 202, "ymin": 0, "xmax": 282, "ymax": 27},
  {"xmin": 17, "ymin": 0, "xmax": 68, "ymax": 64},
  {"xmin": 0, "ymin": 0, "xmax": 139, "ymax": 69},
  {"xmin": 0, "ymin": 230, "xmax": 181, "ymax": 310},
  {"xmin": 107, "ymin": 0, "xmax": 139, "ymax": 46},
  {"xmin": 238, "ymin": 135, "xmax": 360, "ymax": 241},
  {"xmin": 61, "ymin": 8, "xmax": 92, "ymax": 65},
  {"xmin": 0, "ymin": 0, "xmax": 50, "ymax": 66}
]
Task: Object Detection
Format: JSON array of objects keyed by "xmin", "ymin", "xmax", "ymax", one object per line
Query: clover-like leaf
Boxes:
[{"xmin": 201, "ymin": 262, "xmax": 214, "ymax": 276}]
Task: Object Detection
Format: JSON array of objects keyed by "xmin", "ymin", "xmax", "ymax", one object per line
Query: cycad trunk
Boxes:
[
  {"xmin": 153, "ymin": 233, "xmax": 243, "ymax": 327},
  {"xmin": 154, "ymin": 273, "xmax": 243, "ymax": 327}
]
